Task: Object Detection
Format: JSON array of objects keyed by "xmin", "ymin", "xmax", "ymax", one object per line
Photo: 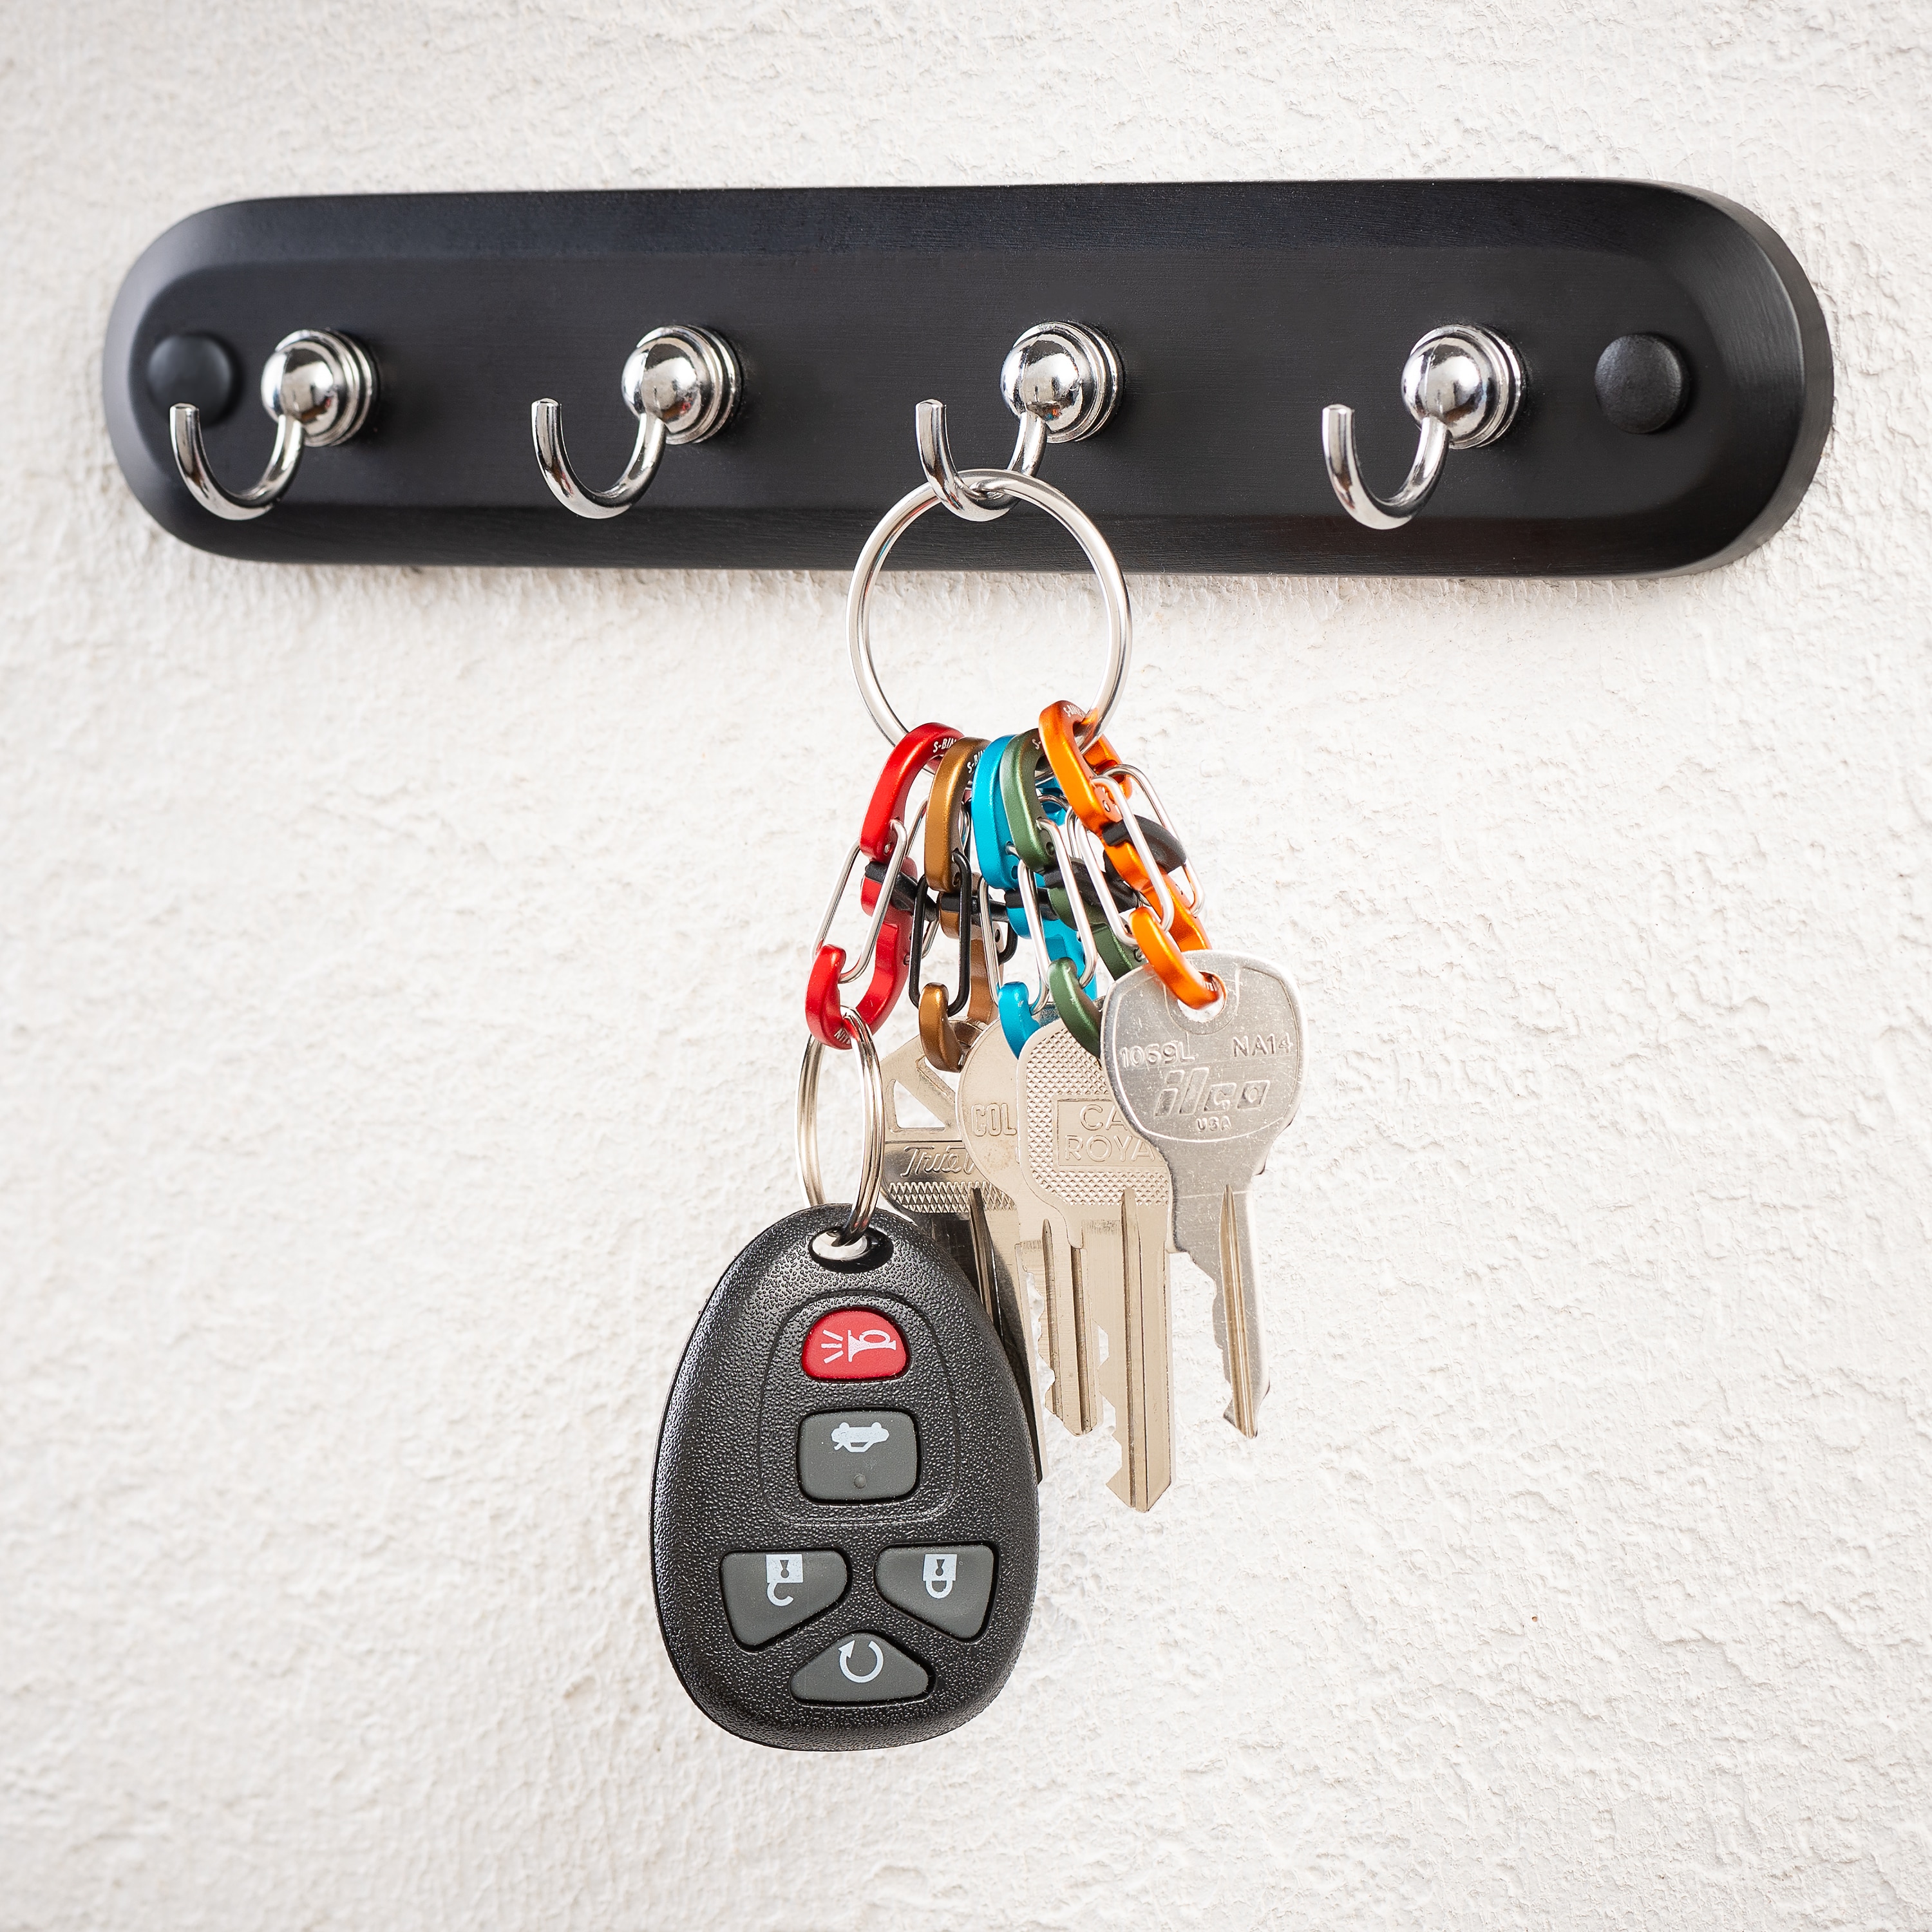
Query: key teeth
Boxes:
[
  {"xmin": 1222, "ymin": 1396, "xmax": 1262, "ymax": 1439},
  {"xmin": 1200, "ymin": 1242, "xmax": 1261, "ymax": 1435},
  {"xmin": 1103, "ymin": 1410, "xmax": 1168, "ymax": 1513},
  {"xmin": 1217, "ymin": 1184, "xmax": 1259, "ymax": 1437},
  {"xmin": 971, "ymin": 1188, "xmax": 1046, "ymax": 1482}
]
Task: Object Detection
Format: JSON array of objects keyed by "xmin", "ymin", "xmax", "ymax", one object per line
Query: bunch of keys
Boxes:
[
  {"xmin": 808, "ymin": 708, "xmax": 1306, "ymax": 1513},
  {"xmin": 651, "ymin": 706, "xmax": 1305, "ymax": 1749}
]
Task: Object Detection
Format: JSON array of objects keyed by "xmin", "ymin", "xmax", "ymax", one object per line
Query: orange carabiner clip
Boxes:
[
  {"xmin": 1041, "ymin": 700, "xmax": 1191, "ymax": 914},
  {"xmin": 807, "ymin": 722, "xmax": 961, "ymax": 1047},
  {"xmin": 1039, "ymin": 699, "xmax": 1215, "ymax": 998},
  {"xmin": 1131, "ymin": 905, "xmax": 1221, "ymax": 1008},
  {"xmin": 1038, "ymin": 699, "xmax": 1122, "ymax": 840}
]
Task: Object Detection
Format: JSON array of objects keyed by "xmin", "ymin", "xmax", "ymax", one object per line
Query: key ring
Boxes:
[
  {"xmin": 847, "ymin": 470, "xmax": 1132, "ymax": 747},
  {"xmin": 795, "ymin": 1009, "xmax": 886, "ymax": 1258}
]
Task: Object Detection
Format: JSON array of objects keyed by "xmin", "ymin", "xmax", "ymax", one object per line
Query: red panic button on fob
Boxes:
[{"xmin": 803, "ymin": 1309, "xmax": 908, "ymax": 1381}]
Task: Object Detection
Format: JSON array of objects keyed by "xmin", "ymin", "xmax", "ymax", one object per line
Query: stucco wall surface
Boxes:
[{"xmin": 3, "ymin": 3, "xmax": 1929, "ymax": 1927}]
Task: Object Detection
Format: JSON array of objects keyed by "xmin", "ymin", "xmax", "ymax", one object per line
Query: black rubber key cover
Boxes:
[{"xmin": 652, "ymin": 1206, "xmax": 1039, "ymax": 1750}]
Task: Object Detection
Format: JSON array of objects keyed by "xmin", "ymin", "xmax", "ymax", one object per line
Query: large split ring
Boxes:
[
  {"xmin": 795, "ymin": 1009, "xmax": 886, "ymax": 1257},
  {"xmin": 847, "ymin": 469, "xmax": 1131, "ymax": 748}
]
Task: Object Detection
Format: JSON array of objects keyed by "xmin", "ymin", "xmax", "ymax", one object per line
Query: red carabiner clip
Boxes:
[{"xmin": 806, "ymin": 722, "xmax": 961, "ymax": 1047}]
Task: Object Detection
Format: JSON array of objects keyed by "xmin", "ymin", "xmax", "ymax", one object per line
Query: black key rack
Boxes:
[{"xmin": 105, "ymin": 180, "xmax": 1832, "ymax": 576}]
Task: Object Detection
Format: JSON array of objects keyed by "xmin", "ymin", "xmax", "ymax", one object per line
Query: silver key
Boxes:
[
  {"xmin": 1099, "ymin": 951, "xmax": 1305, "ymax": 1438},
  {"xmin": 957, "ymin": 1023, "xmax": 1090, "ymax": 1438},
  {"xmin": 878, "ymin": 1036, "xmax": 1047, "ymax": 1477},
  {"xmin": 1017, "ymin": 1020, "xmax": 1175, "ymax": 1511}
]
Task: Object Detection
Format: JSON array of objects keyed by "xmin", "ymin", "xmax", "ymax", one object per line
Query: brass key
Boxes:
[
  {"xmin": 878, "ymin": 1036, "xmax": 1046, "ymax": 1477},
  {"xmin": 958, "ymin": 1022, "xmax": 1090, "ymax": 1437},
  {"xmin": 1016, "ymin": 1020, "xmax": 1175, "ymax": 1510}
]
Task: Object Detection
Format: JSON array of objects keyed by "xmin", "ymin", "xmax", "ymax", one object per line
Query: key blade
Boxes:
[
  {"xmin": 969, "ymin": 1188, "xmax": 1045, "ymax": 1479},
  {"xmin": 878, "ymin": 1036, "xmax": 1048, "ymax": 1459},
  {"xmin": 1018, "ymin": 1021, "xmax": 1175, "ymax": 1506},
  {"xmin": 958, "ymin": 1027, "xmax": 1067, "ymax": 1441},
  {"xmin": 1218, "ymin": 1185, "xmax": 1259, "ymax": 1437},
  {"xmin": 1120, "ymin": 1188, "xmax": 1175, "ymax": 1509},
  {"xmin": 1066, "ymin": 1193, "xmax": 1129, "ymax": 1498},
  {"xmin": 1030, "ymin": 1219, "xmax": 1087, "ymax": 1434},
  {"xmin": 1067, "ymin": 1193, "xmax": 1173, "ymax": 1512},
  {"xmin": 962, "ymin": 1023, "xmax": 1090, "ymax": 1436},
  {"xmin": 1171, "ymin": 1186, "xmax": 1267, "ymax": 1435}
]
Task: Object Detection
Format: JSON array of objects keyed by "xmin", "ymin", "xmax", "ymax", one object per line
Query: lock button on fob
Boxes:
[{"xmin": 876, "ymin": 1545, "xmax": 996, "ymax": 1639}]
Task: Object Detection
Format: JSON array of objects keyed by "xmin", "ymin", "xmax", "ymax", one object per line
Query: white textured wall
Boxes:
[{"xmin": 3, "ymin": 3, "xmax": 1927, "ymax": 1926}]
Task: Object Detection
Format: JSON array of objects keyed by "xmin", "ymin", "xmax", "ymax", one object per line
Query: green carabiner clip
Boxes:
[{"xmin": 997, "ymin": 731, "xmax": 1126, "ymax": 1054}]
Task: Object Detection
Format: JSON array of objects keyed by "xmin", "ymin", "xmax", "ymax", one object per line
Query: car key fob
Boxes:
[{"xmin": 652, "ymin": 1205, "xmax": 1039, "ymax": 1750}]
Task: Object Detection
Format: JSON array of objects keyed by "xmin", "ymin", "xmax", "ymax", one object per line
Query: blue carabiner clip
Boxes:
[
  {"xmin": 976, "ymin": 734, "xmax": 1089, "ymax": 1051},
  {"xmin": 995, "ymin": 981, "xmax": 1042, "ymax": 1056},
  {"xmin": 971, "ymin": 734, "xmax": 1021, "ymax": 893}
]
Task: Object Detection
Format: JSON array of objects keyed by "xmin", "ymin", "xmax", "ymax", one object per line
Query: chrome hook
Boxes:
[
  {"xmin": 916, "ymin": 321, "xmax": 1122, "ymax": 522},
  {"xmin": 531, "ymin": 325, "xmax": 741, "ymax": 520},
  {"xmin": 1321, "ymin": 325, "xmax": 1523, "ymax": 531},
  {"xmin": 170, "ymin": 330, "xmax": 375, "ymax": 521}
]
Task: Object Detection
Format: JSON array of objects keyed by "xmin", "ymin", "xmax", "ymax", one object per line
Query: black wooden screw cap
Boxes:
[
  {"xmin": 1595, "ymin": 334, "xmax": 1689, "ymax": 435},
  {"xmin": 145, "ymin": 332, "xmax": 240, "ymax": 423}
]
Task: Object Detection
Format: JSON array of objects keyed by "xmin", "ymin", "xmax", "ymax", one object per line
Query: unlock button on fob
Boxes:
[{"xmin": 720, "ymin": 1551, "xmax": 848, "ymax": 1647}]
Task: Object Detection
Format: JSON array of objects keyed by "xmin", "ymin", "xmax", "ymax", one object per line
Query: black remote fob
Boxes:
[{"xmin": 652, "ymin": 1205, "xmax": 1039, "ymax": 1750}]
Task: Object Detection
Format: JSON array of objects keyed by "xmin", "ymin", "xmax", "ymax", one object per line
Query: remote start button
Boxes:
[
  {"xmin": 791, "ymin": 1632, "xmax": 930, "ymax": 1704},
  {"xmin": 803, "ymin": 1308, "xmax": 907, "ymax": 1380}
]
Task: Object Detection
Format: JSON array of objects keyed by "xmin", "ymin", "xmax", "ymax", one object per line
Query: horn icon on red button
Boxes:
[{"xmin": 804, "ymin": 1308, "xmax": 907, "ymax": 1381}]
